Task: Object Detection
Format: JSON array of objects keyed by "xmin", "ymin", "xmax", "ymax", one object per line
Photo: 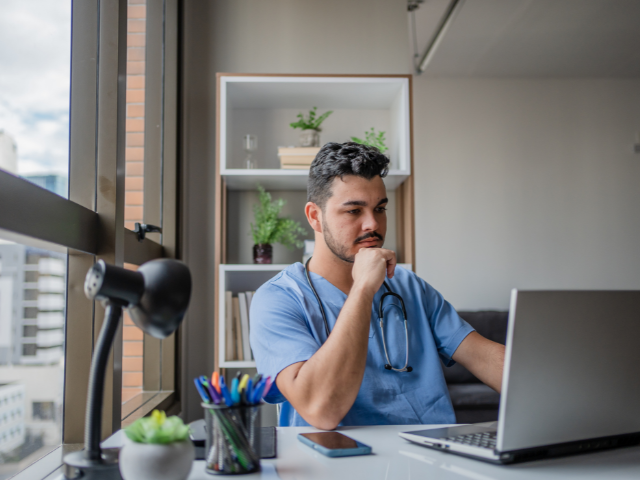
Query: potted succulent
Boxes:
[
  {"xmin": 290, "ymin": 106, "xmax": 333, "ymax": 147},
  {"xmin": 351, "ymin": 127, "xmax": 389, "ymax": 153},
  {"xmin": 251, "ymin": 185, "xmax": 306, "ymax": 264},
  {"xmin": 119, "ymin": 410, "xmax": 194, "ymax": 480}
]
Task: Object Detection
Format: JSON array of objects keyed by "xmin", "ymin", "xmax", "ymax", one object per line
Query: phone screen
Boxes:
[{"xmin": 300, "ymin": 432, "xmax": 360, "ymax": 450}]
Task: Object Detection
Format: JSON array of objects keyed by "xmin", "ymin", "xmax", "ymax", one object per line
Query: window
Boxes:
[{"xmin": 0, "ymin": 0, "xmax": 180, "ymax": 476}]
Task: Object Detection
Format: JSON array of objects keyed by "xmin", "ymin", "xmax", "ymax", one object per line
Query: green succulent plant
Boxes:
[
  {"xmin": 350, "ymin": 127, "xmax": 388, "ymax": 153},
  {"xmin": 289, "ymin": 106, "xmax": 333, "ymax": 131},
  {"xmin": 124, "ymin": 410, "xmax": 190, "ymax": 444},
  {"xmin": 250, "ymin": 186, "xmax": 306, "ymax": 249}
]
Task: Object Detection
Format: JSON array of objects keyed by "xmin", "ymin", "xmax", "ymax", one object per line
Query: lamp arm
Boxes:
[{"xmin": 84, "ymin": 301, "xmax": 123, "ymax": 460}]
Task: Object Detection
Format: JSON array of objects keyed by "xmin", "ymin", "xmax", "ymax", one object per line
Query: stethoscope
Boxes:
[{"xmin": 304, "ymin": 257, "xmax": 413, "ymax": 373}]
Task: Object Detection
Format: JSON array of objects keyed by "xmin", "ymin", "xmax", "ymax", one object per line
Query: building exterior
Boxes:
[
  {"xmin": 0, "ymin": 245, "xmax": 65, "ymax": 455},
  {"xmin": 0, "ymin": 383, "xmax": 25, "ymax": 455},
  {"xmin": 0, "ymin": 130, "xmax": 17, "ymax": 174},
  {"xmin": 0, "ymin": 245, "xmax": 65, "ymax": 366},
  {"xmin": 22, "ymin": 175, "xmax": 68, "ymax": 199}
]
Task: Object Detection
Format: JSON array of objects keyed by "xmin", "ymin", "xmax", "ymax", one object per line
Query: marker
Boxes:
[
  {"xmin": 207, "ymin": 380, "xmax": 221, "ymax": 404},
  {"xmin": 251, "ymin": 379, "xmax": 266, "ymax": 404},
  {"xmin": 239, "ymin": 374, "xmax": 250, "ymax": 392},
  {"xmin": 262, "ymin": 376, "xmax": 272, "ymax": 400},
  {"xmin": 211, "ymin": 371, "xmax": 221, "ymax": 394},
  {"xmin": 252, "ymin": 373, "xmax": 262, "ymax": 385},
  {"xmin": 231, "ymin": 377, "xmax": 240, "ymax": 405},
  {"xmin": 218, "ymin": 375, "xmax": 234, "ymax": 406},
  {"xmin": 194, "ymin": 377, "xmax": 211, "ymax": 404},
  {"xmin": 245, "ymin": 378, "xmax": 253, "ymax": 405}
]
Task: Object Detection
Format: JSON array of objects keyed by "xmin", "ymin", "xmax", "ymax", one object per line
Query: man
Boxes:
[{"xmin": 250, "ymin": 142, "xmax": 504, "ymax": 429}]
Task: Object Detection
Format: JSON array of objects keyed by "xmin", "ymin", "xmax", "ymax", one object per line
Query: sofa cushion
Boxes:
[{"xmin": 448, "ymin": 383, "xmax": 500, "ymax": 408}]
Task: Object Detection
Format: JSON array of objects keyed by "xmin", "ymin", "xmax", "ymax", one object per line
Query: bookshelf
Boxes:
[{"xmin": 214, "ymin": 74, "xmax": 415, "ymax": 372}]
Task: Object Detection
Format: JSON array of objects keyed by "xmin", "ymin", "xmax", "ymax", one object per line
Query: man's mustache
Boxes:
[{"xmin": 354, "ymin": 232, "xmax": 384, "ymax": 244}]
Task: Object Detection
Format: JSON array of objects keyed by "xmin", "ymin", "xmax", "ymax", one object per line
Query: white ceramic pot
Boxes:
[
  {"xmin": 119, "ymin": 438, "xmax": 194, "ymax": 480},
  {"xmin": 299, "ymin": 129, "xmax": 320, "ymax": 147}
]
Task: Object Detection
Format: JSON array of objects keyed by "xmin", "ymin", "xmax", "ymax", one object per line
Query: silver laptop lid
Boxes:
[{"xmin": 498, "ymin": 290, "xmax": 640, "ymax": 452}]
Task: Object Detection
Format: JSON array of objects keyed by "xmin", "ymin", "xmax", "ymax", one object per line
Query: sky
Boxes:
[{"xmin": 0, "ymin": 0, "xmax": 72, "ymax": 177}]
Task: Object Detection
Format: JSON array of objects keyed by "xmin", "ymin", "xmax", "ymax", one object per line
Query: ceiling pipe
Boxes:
[{"xmin": 417, "ymin": 0, "xmax": 465, "ymax": 74}]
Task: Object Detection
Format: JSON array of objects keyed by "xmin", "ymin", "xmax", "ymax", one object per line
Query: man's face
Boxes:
[{"xmin": 320, "ymin": 175, "xmax": 388, "ymax": 263}]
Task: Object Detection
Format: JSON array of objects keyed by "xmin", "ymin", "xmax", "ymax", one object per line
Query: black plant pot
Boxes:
[{"xmin": 253, "ymin": 244, "xmax": 273, "ymax": 264}]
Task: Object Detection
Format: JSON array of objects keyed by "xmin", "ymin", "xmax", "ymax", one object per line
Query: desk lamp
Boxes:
[{"xmin": 63, "ymin": 259, "xmax": 191, "ymax": 480}]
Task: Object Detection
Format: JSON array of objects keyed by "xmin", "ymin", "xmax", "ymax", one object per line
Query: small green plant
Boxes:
[
  {"xmin": 289, "ymin": 106, "xmax": 333, "ymax": 131},
  {"xmin": 124, "ymin": 410, "xmax": 190, "ymax": 444},
  {"xmin": 350, "ymin": 127, "xmax": 388, "ymax": 153},
  {"xmin": 251, "ymin": 186, "xmax": 306, "ymax": 249}
]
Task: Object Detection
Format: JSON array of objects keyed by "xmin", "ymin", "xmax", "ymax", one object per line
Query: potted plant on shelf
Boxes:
[
  {"xmin": 289, "ymin": 106, "xmax": 333, "ymax": 147},
  {"xmin": 350, "ymin": 127, "xmax": 389, "ymax": 153},
  {"xmin": 119, "ymin": 410, "xmax": 194, "ymax": 480},
  {"xmin": 251, "ymin": 185, "xmax": 306, "ymax": 264}
]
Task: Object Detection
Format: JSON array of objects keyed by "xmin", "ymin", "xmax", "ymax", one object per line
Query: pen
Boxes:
[
  {"xmin": 231, "ymin": 377, "xmax": 240, "ymax": 405},
  {"xmin": 218, "ymin": 375, "xmax": 234, "ymax": 406},
  {"xmin": 252, "ymin": 373, "xmax": 262, "ymax": 385}
]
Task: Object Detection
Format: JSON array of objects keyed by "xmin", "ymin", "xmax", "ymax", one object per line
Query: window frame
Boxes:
[{"xmin": 0, "ymin": 0, "xmax": 181, "ymax": 462}]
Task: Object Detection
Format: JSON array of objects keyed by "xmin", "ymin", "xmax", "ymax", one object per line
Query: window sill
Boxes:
[{"xmin": 121, "ymin": 390, "xmax": 177, "ymax": 427}]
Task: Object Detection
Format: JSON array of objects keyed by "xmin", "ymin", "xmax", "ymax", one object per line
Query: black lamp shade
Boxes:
[
  {"xmin": 84, "ymin": 258, "xmax": 191, "ymax": 338},
  {"xmin": 130, "ymin": 259, "xmax": 192, "ymax": 338}
]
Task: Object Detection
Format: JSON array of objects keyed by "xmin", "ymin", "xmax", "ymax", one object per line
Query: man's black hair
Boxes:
[{"xmin": 307, "ymin": 142, "xmax": 390, "ymax": 209}]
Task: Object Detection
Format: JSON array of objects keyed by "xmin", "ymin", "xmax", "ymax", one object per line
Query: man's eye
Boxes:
[
  {"xmin": 376, "ymin": 207, "xmax": 387, "ymax": 213},
  {"xmin": 347, "ymin": 209, "xmax": 360, "ymax": 214}
]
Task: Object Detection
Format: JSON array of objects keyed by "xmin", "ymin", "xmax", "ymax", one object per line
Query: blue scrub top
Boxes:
[{"xmin": 249, "ymin": 263, "xmax": 474, "ymax": 427}]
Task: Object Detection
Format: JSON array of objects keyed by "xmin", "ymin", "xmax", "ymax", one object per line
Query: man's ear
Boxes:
[{"xmin": 305, "ymin": 202, "xmax": 323, "ymax": 234}]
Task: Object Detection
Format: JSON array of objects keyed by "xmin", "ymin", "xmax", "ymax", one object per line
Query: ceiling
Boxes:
[{"xmin": 413, "ymin": 0, "xmax": 640, "ymax": 77}]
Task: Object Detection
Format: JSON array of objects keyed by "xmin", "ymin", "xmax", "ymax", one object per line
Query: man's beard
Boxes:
[{"xmin": 321, "ymin": 219, "xmax": 384, "ymax": 264}]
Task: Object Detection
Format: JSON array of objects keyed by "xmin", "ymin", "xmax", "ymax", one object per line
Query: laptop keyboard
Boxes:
[{"xmin": 445, "ymin": 431, "xmax": 497, "ymax": 449}]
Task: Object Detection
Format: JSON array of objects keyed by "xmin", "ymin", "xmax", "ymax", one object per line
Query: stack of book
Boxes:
[
  {"xmin": 277, "ymin": 147, "xmax": 320, "ymax": 169},
  {"xmin": 224, "ymin": 291, "xmax": 256, "ymax": 361}
]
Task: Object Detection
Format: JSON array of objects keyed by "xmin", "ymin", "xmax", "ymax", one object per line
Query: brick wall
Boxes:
[{"xmin": 122, "ymin": 0, "xmax": 146, "ymax": 404}]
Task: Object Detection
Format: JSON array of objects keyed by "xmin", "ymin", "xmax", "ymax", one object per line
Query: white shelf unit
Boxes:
[
  {"xmin": 217, "ymin": 264, "xmax": 287, "ymax": 368},
  {"xmin": 219, "ymin": 75, "xmax": 411, "ymax": 191},
  {"xmin": 214, "ymin": 74, "xmax": 415, "ymax": 372}
]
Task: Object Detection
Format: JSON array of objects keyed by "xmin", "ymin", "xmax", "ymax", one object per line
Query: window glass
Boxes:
[
  {"xmin": 0, "ymin": 239, "xmax": 66, "ymax": 476},
  {"xmin": 0, "ymin": 1, "xmax": 71, "ymax": 198},
  {"xmin": 125, "ymin": 0, "xmax": 147, "ymax": 229}
]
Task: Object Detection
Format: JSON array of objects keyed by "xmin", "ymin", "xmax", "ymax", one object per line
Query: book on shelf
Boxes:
[
  {"xmin": 225, "ymin": 290, "xmax": 257, "ymax": 362},
  {"xmin": 278, "ymin": 146, "xmax": 319, "ymax": 169},
  {"xmin": 225, "ymin": 291, "xmax": 235, "ymax": 361}
]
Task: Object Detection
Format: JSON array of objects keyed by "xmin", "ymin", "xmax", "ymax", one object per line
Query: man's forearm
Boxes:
[{"xmin": 286, "ymin": 285, "xmax": 374, "ymax": 429}]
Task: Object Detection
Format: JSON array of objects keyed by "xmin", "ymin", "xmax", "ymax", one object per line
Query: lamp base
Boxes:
[{"xmin": 63, "ymin": 449, "xmax": 122, "ymax": 480}]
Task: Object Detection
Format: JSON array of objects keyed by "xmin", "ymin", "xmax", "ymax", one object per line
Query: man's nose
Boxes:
[{"xmin": 362, "ymin": 210, "xmax": 379, "ymax": 232}]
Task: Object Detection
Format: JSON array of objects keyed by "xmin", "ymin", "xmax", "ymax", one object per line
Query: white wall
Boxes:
[{"xmin": 413, "ymin": 78, "xmax": 640, "ymax": 310}]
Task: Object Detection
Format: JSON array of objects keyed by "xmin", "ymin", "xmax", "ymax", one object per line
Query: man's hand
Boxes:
[{"xmin": 352, "ymin": 248, "xmax": 396, "ymax": 295}]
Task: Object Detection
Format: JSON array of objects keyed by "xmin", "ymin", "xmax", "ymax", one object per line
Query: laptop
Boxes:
[{"xmin": 399, "ymin": 290, "xmax": 640, "ymax": 464}]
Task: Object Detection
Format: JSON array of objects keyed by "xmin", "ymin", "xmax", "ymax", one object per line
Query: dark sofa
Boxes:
[{"xmin": 442, "ymin": 311, "xmax": 508, "ymax": 424}]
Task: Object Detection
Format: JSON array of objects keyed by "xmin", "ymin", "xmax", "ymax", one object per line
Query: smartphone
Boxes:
[{"xmin": 297, "ymin": 432, "xmax": 372, "ymax": 457}]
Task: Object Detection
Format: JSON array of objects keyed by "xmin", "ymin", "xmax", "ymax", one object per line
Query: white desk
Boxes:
[{"xmin": 105, "ymin": 424, "xmax": 640, "ymax": 480}]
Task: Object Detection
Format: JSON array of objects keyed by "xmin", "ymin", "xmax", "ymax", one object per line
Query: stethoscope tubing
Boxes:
[{"xmin": 304, "ymin": 257, "xmax": 412, "ymax": 372}]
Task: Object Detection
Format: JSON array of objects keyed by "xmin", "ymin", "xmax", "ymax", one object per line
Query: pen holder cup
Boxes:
[{"xmin": 202, "ymin": 402, "xmax": 262, "ymax": 475}]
